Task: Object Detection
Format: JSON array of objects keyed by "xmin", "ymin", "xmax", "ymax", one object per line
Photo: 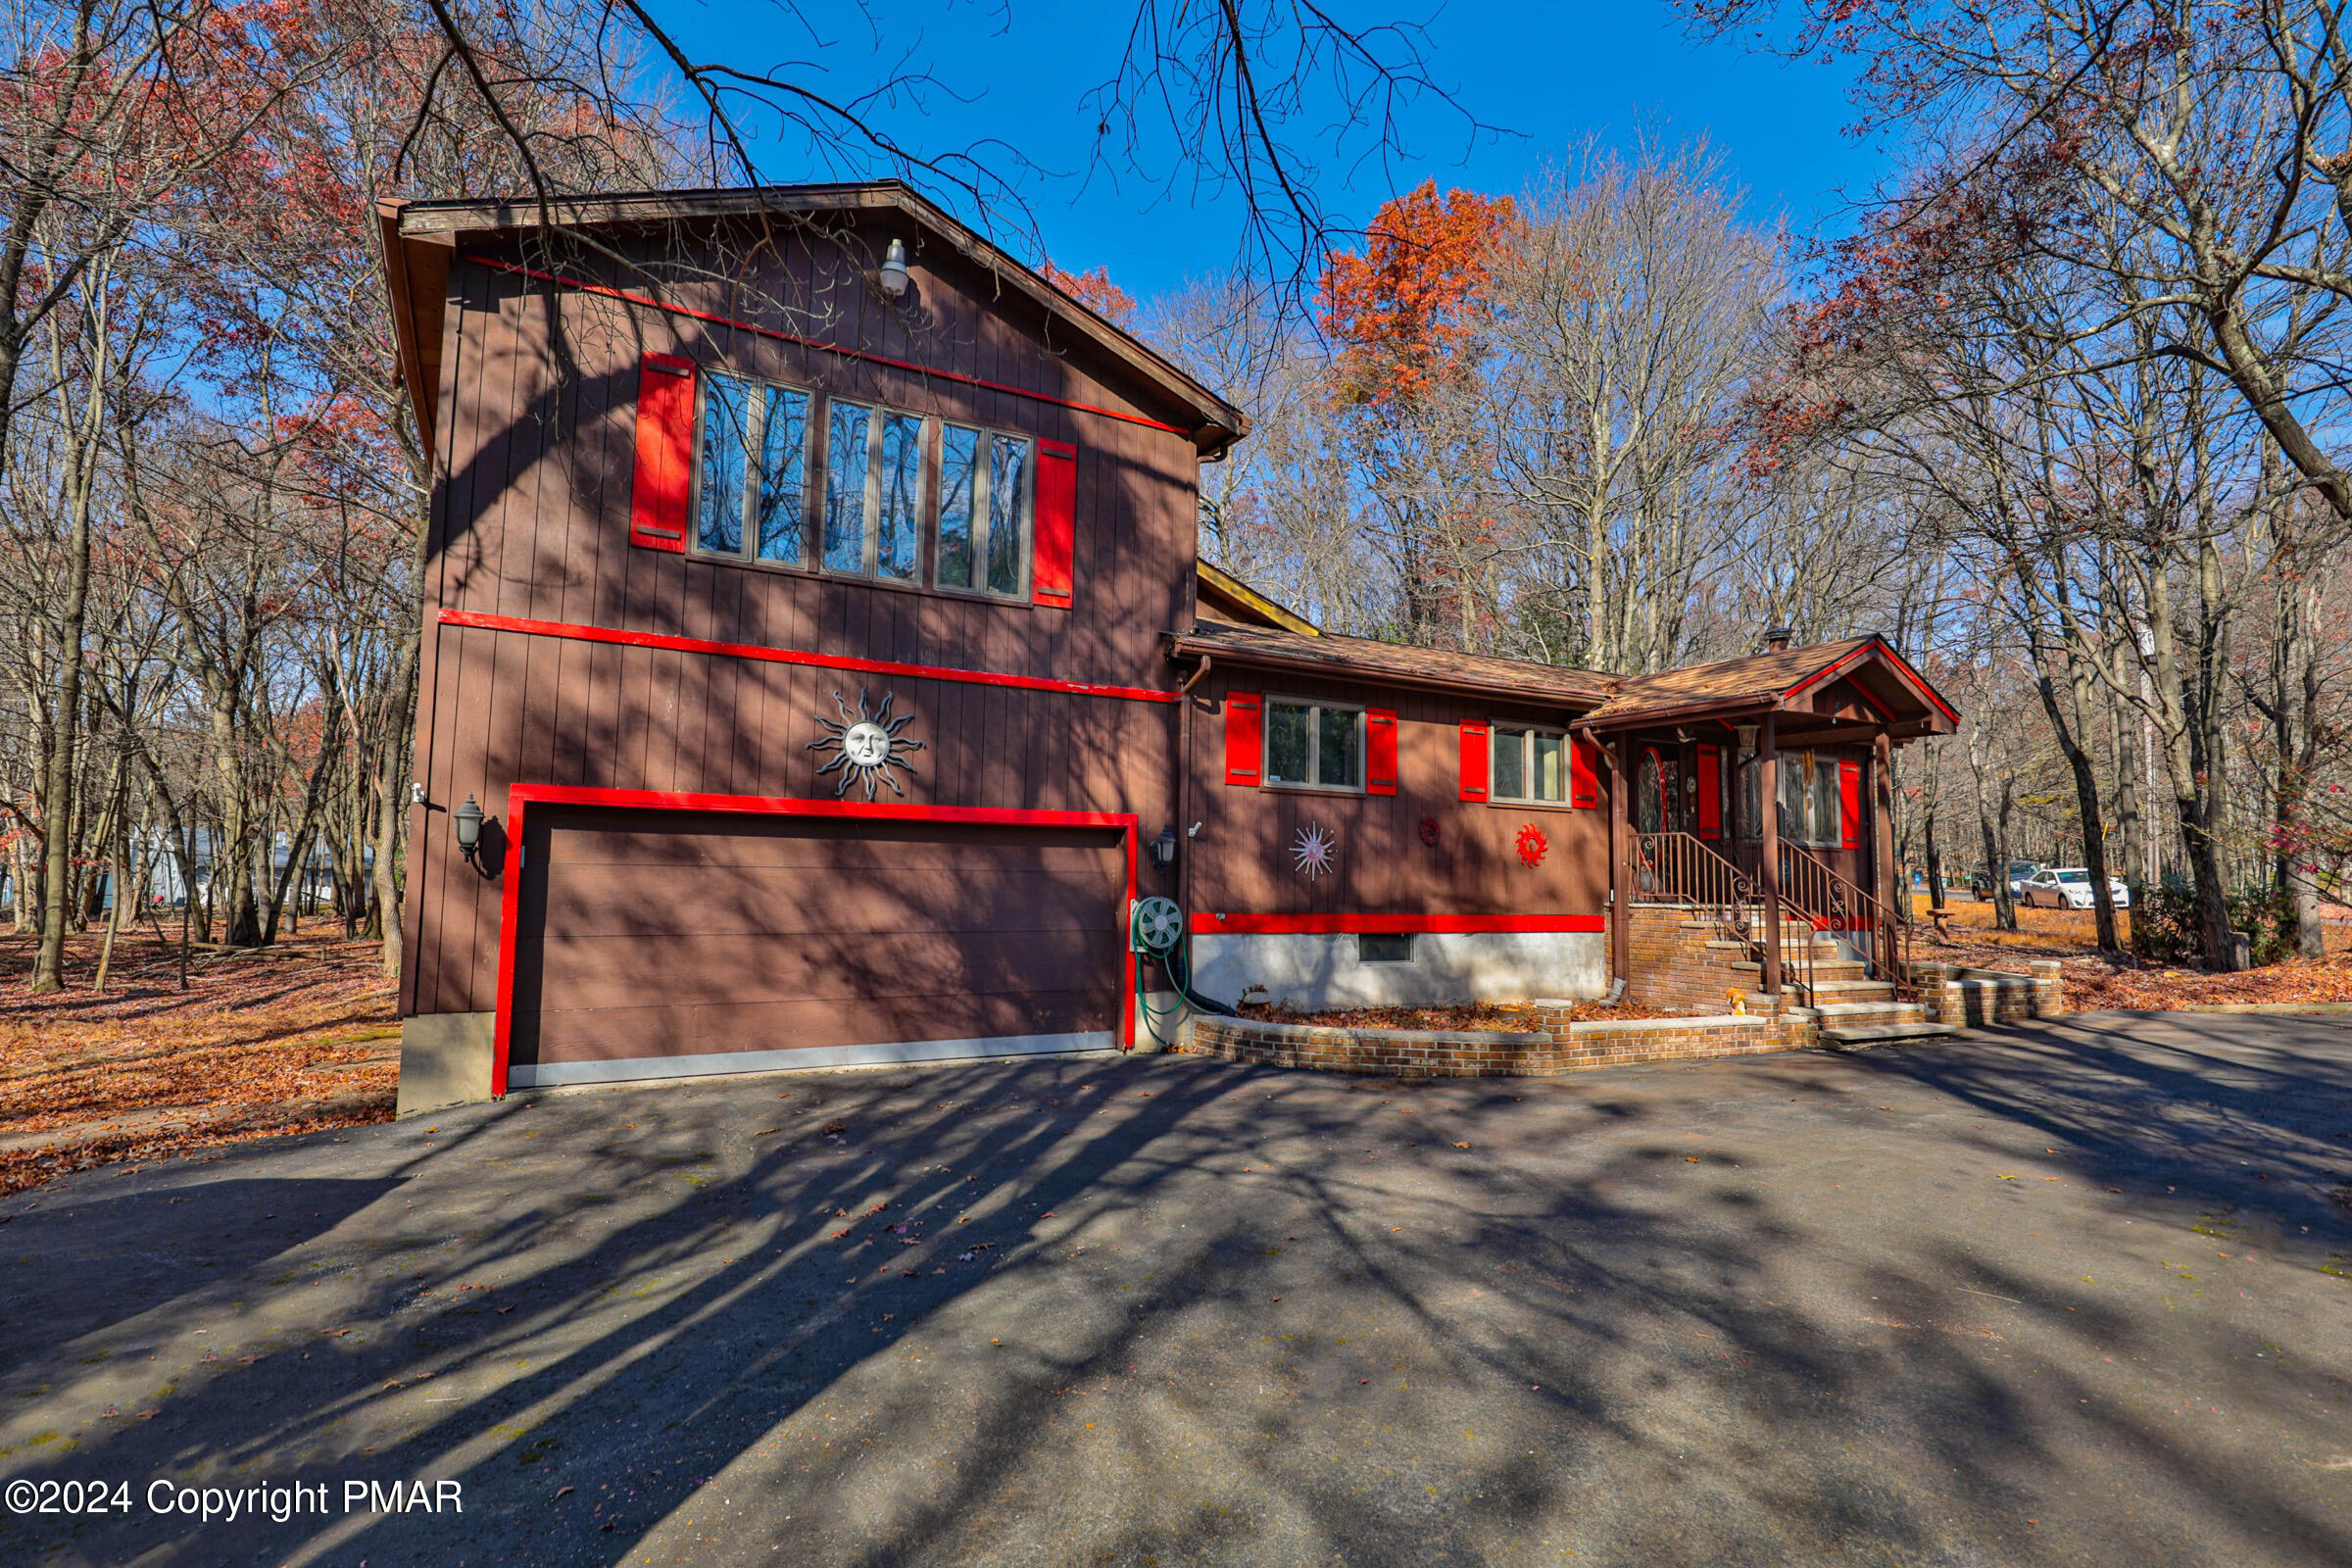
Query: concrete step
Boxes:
[
  {"xmin": 1821, "ymin": 1021, "xmax": 1962, "ymax": 1050},
  {"xmin": 1727, "ymin": 959, "xmax": 1867, "ymax": 983},
  {"xmin": 1813, "ymin": 1001, "xmax": 1926, "ymax": 1031},
  {"xmin": 1798, "ymin": 980, "xmax": 1896, "ymax": 1004}
]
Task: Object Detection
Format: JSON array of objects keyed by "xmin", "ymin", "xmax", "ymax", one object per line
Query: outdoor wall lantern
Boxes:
[
  {"xmin": 453, "ymin": 793, "xmax": 484, "ymax": 866},
  {"xmin": 1736, "ymin": 723, "xmax": 1758, "ymax": 752},
  {"xmin": 878, "ymin": 238, "xmax": 910, "ymax": 299},
  {"xmin": 1152, "ymin": 827, "xmax": 1179, "ymax": 870}
]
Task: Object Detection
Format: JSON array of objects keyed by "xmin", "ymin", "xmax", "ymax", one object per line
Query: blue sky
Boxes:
[{"xmin": 664, "ymin": 0, "xmax": 1886, "ymax": 301}]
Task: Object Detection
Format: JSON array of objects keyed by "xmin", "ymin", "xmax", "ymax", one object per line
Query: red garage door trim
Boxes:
[{"xmin": 491, "ymin": 786, "xmax": 1140, "ymax": 1098}]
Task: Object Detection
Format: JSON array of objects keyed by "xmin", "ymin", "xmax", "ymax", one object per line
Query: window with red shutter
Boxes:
[
  {"xmin": 1458, "ymin": 719, "xmax": 1490, "ymax": 802},
  {"xmin": 1839, "ymin": 760, "xmax": 1864, "ymax": 848},
  {"xmin": 1032, "ymin": 439, "xmax": 1076, "ymax": 608},
  {"xmin": 628, "ymin": 353, "xmax": 697, "ymax": 552},
  {"xmin": 1696, "ymin": 745, "xmax": 1723, "ymax": 838},
  {"xmin": 1569, "ymin": 735, "xmax": 1599, "ymax": 809},
  {"xmin": 1224, "ymin": 693, "xmax": 1262, "ymax": 786},
  {"xmin": 1366, "ymin": 709, "xmax": 1397, "ymax": 795}
]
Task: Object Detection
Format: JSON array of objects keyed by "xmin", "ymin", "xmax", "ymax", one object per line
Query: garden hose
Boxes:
[{"xmin": 1128, "ymin": 897, "xmax": 1236, "ymax": 1048}]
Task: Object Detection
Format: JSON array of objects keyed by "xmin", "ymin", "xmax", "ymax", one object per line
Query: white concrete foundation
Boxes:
[{"xmin": 1190, "ymin": 931, "xmax": 1607, "ymax": 1010}]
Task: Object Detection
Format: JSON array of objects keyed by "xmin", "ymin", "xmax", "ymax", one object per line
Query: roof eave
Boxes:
[
  {"xmin": 1167, "ymin": 632, "xmax": 1609, "ymax": 709},
  {"xmin": 390, "ymin": 181, "xmax": 1248, "ymax": 453}
]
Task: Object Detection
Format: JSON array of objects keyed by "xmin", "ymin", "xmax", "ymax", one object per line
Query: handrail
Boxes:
[
  {"xmin": 1778, "ymin": 844, "xmax": 1913, "ymax": 999},
  {"xmin": 1632, "ymin": 832, "xmax": 1812, "ymax": 1003}
]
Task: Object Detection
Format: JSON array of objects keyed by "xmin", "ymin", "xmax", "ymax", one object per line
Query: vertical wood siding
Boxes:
[{"xmin": 408, "ymin": 217, "xmax": 1194, "ymax": 1017}]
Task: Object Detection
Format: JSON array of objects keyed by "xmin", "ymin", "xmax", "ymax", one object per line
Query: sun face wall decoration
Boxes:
[
  {"xmin": 1292, "ymin": 822, "xmax": 1337, "ymax": 880},
  {"xmin": 807, "ymin": 688, "xmax": 925, "ymax": 800},
  {"xmin": 1516, "ymin": 823, "xmax": 1549, "ymax": 867}
]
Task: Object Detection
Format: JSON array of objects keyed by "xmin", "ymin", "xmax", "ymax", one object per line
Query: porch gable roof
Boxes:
[{"xmin": 1576, "ymin": 635, "xmax": 1959, "ymax": 736}]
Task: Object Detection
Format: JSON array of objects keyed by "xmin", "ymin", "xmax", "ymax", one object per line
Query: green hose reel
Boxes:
[{"xmin": 1129, "ymin": 896, "xmax": 1189, "ymax": 1047}]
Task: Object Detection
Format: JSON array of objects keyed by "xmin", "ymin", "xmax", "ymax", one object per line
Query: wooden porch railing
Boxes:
[
  {"xmin": 1777, "ymin": 843, "xmax": 1914, "ymax": 998},
  {"xmin": 1632, "ymin": 831, "xmax": 1814, "ymax": 1004}
]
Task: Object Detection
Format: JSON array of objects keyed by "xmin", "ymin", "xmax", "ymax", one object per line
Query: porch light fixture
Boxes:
[
  {"xmin": 1737, "ymin": 723, "xmax": 1758, "ymax": 752},
  {"xmin": 878, "ymin": 238, "xmax": 910, "ymax": 299},
  {"xmin": 1152, "ymin": 827, "xmax": 1179, "ymax": 869},
  {"xmin": 453, "ymin": 793, "xmax": 484, "ymax": 866}
]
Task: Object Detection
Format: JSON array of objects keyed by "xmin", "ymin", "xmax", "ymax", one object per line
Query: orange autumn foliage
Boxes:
[
  {"xmin": 1319, "ymin": 182, "xmax": 1517, "ymax": 404},
  {"xmin": 1039, "ymin": 262, "xmax": 1137, "ymax": 327}
]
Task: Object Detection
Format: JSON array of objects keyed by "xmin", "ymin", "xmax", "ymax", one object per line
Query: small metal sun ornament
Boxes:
[
  {"xmin": 807, "ymin": 688, "xmax": 925, "ymax": 800},
  {"xmin": 1516, "ymin": 823, "xmax": 1549, "ymax": 867},
  {"xmin": 1292, "ymin": 822, "xmax": 1337, "ymax": 880}
]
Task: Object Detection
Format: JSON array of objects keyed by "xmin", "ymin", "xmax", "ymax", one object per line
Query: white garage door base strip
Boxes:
[{"xmin": 507, "ymin": 1030, "xmax": 1117, "ymax": 1088}]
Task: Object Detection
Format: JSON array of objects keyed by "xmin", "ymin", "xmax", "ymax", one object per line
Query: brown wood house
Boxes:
[{"xmin": 379, "ymin": 180, "xmax": 1959, "ymax": 1115}]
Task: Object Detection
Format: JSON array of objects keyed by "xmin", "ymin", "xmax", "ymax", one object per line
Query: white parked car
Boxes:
[{"xmin": 2020, "ymin": 867, "xmax": 2131, "ymax": 910}]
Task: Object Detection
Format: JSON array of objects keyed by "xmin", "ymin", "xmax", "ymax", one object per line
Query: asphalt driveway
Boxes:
[{"xmin": 3, "ymin": 1010, "xmax": 2350, "ymax": 1567}]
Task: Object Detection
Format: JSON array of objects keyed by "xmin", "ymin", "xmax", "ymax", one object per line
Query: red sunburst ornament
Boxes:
[{"xmin": 1516, "ymin": 824, "xmax": 1548, "ymax": 867}]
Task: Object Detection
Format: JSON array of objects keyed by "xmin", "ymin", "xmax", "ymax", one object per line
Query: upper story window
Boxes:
[
  {"xmin": 696, "ymin": 370, "xmax": 809, "ymax": 564},
  {"xmin": 937, "ymin": 422, "xmax": 1032, "ymax": 598},
  {"xmin": 690, "ymin": 372, "xmax": 1034, "ymax": 600},
  {"xmin": 1265, "ymin": 699, "xmax": 1363, "ymax": 791},
  {"xmin": 1493, "ymin": 725, "xmax": 1566, "ymax": 804}
]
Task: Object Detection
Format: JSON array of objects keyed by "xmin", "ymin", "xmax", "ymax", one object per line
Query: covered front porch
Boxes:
[{"xmin": 1573, "ymin": 633, "xmax": 1960, "ymax": 1004}]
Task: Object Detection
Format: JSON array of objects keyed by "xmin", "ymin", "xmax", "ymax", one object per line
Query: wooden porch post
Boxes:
[
  {"xmin": 1610, "ymin": 732, "xmax": 1631, "ymax": 987},
  {"xmin": 1759, "ymin": 713, "xmax": 1782, "ymax": 995},
  {"xmin": 1874, "ymin": 728, "xmax": 1898, "ymax": 972}
]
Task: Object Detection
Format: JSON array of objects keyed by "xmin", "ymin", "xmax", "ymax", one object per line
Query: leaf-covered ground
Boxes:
[
  {"xmin": 1912, "ymin": 895, "xmax": 2352, "ymax": 1010},
  {"xmin": 0, "ymin": 930, "xmax": 397, "ymax": 1198}
]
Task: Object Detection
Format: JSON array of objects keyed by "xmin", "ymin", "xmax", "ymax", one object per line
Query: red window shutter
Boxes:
[
  {"xmin": 1458, "ymin": 719, "xmax": 1490, "ymax": 803},
  {"xmin": 1224, "ymin": 693, "xmax": 1262, "ymax": 787},
  {"xmin": 1839, "ymin": 760, "xmax": 1863, "ymax": 848},
  {"xmin": 1366, "ymin": 709, "xmax": 1398, "ymax": 795},
  {"xmin": 1568, "ymin": 735, "xmax": 1600, "ymax": 809},
  {"xmin": 628, "ymin": 353, "xmax": 696, "ymax": 552},
  {"xmin": 1032, "ymin": 439, "xmax": 1077, "ymax": 608},
  {"xmin": 1696, "ymin": 744, "xmax": 1723, "ymax": 838}
]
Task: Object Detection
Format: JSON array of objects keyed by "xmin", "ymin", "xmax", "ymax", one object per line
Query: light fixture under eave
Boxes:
[
  {"xmin": 1736, "ymin": 724, "xmax": 1758, "ymax": 752},
  {"xmin": 878, "ymin": 238, "xmax": 909, "ymax": 299}
]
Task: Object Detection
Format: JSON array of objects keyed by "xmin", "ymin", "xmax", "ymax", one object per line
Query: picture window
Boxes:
[{"xmin": 691, "ymin": 373, "xmax": 1033, "ymax": 596}]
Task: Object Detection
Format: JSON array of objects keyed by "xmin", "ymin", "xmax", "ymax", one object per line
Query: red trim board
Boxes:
[
  {"xmin": 490, "ymin": 786, "xmax": 1140, "ymax": 1098},
  {"xmin": 438, "ymin": 609, "xmax": 1178, "ymax": 705},
  {"xmin": 1195, "ymin": 912, "xmax": 1606, "ymax": 935},
  {"xmin": 464, "ymin": 252, "xmax": 1192, "ymax": 438}
]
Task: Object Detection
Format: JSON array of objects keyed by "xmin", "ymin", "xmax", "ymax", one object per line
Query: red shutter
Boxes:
[
  {"xmin": 1458, "ymin": 719, "xmax": 1490, "ymax": 803},
  {"xmin": 1224, "ymin": 693, "xmax": 1262, "ymax": 787},
  {"xmin": 628, "ymin": 353, "xmax": 696, "ymax": 552},
  {"xmin": 1696, "ymin": 744, "xmax": 1723, "ymax": 839},
  {"xmin": 1032, "ymin": 439, "xmax": 1076, "ymax": 608},
  {"xmin": 1839, "ymin": 759, "xmax": 1863, "ymax": 848},
  {"xmin": 1366, "ymin": 709, "xmax": 1397, "ymax": 795},
  {"xmin": 1568, "ymin": 735, "xmax": 1600, "ymax": 809}
]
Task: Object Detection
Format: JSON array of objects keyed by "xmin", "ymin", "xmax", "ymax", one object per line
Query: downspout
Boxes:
[{"xmin": 1173, "ymin": 654, "xmax": 1211, "ymax": 1027}]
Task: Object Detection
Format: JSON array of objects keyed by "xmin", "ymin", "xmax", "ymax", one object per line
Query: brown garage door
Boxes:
[{"xmin": 506, "ymin": 808, "xmax": 1128, "ymax": 1086}]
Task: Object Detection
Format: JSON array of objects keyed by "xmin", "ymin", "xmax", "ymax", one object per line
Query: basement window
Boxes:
[{"xmin": 1357, "ymin": 933, "xmax": 1414, "ymax": 964}]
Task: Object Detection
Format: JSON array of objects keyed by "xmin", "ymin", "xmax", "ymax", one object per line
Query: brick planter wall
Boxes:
[
  {"xmin": 1912, "ymin": 960, "xmax": 2066, "ymax": 1026},
  {"xmin": 1180, "ymin": 998, "xmax": 1821, "ymax": 1080}
]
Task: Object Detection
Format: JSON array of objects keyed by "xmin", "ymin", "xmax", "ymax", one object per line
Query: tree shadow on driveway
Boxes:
[{"xmin": 1, "ymin": 1019, "xmax": 2348, "ymax": 1566}]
